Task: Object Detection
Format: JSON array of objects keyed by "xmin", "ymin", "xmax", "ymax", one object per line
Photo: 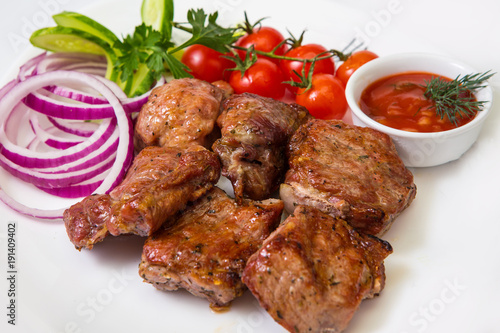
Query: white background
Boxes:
[{"xmin": 1, "ymin": 0, "xmax": 500, "ymax": 333}]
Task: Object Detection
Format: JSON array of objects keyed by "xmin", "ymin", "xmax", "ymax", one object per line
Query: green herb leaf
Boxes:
[
  {"xmin": 423, "ymin": 70, "xmax": 495, "ymax": 126},
  {"xmin": 162, "ymin": 52, "xmax": 192, "ymax": 79},
  {"xmin": 172, "ymin": 9, "xmax": 238, "ymax": 53},
  {"xmin": 113, "ymin": 23, "xmax": 174, "ymax": 93}
]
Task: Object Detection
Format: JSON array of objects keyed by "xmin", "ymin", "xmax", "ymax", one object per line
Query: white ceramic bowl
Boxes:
[{"xmin": 345, "ymin": 53, "xmax": 493, "ymax": 167}]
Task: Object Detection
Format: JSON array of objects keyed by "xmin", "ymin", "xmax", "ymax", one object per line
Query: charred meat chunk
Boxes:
[
  {"xmin": 212, "ymin": 93, "xmax": 309, "ymax": 202},
  {"xmin": 139, "ymin": 187, "xmax": 284, "ymax": 309},
  {"xmin": 64, "ymin": 145, "xmax": 221, "ymax": 250},
  {"xmin": 280, "ymin": 118, "xmax": 416, "ymax": 236},
  {"xmin": 242, "ymin": 205, "xmax": 392, "ymax": 333},
  {"xmin": 134, "ymin": 78, "xmax": 230, "ymax": 151}
]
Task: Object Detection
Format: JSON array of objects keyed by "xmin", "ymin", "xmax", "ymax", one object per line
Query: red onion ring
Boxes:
[
  {"xmin": 47, "ymin": 117, "xmax": 99, "ymax": 138},
  {"xmin": 0, "ymin": 69, "xmax": 135, "ymax": 219},
  {"xmin": 0, "ymin": 51, "xmax": 169, "ymax": 219},
  {"xmin": 29, "ymin": 113, "xmax": 84, "ymax": 149}
]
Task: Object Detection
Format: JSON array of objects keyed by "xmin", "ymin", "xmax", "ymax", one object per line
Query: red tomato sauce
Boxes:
[{"xmin": 359, "ymin": 71, "xmax": 477, "ymax": 132}]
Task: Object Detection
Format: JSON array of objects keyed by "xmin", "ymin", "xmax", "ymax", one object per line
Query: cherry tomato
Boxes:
[
  {"xmin": 280, "ymin": 43, "xmax": 335, "ymax": 91},
  {"xmin": 336, "ymin": 50, "xmax": 378, "ymax": 86},
  {"xmin": 235, "ymin": 26, "xmax": 287, "ymax": 65},
  {"xmin": 229, "ymin": 58, "xmax": 286, "ymax": 100},
  {"xmin": 181, "ymin": 44, "xmax": 234, "ymax": 82},
  {"xmin": 296, "ymin": 74, "xmax": 347, "ymax": 120}
]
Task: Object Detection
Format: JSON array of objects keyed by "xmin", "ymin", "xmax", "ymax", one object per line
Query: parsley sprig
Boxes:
[
  {"xmin": 114, "ymin": 24, "xmax": 174, "ymax": 86},
  {"xmin": 114, "ymin": 9, "xmax": 360, "ymax": 96},
  {"xmin": 33, "ymin": 6, "xmax": 361, "ymax": 97},
  {"xmin": 112, "ymin": 8, "xmax": 237, "ymax": 96},
  {"xmin": 170, "ymin": 10, "xmax": 238, "ymax": 54}
]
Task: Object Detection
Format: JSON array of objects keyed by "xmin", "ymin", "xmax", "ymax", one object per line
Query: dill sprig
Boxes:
[{"xmin": 423, "ymin": 71, "xmax": 494, "ymax": 126}]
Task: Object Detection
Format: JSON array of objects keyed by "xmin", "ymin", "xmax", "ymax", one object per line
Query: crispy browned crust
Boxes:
[
  {"xmin": 134, "ymin": 78, "xmax": 227, "ymax": 151},
  {"xmin": 242, "ymin": 205, "xmax": 392, "ymax": 333},
  {"xmin": 139, "ymin": 187, "xmax": 284, "ymax": 308},
  {"xmin": 64, "ymin": 145, "xmax": 221, "ymax": 250},
  {"xmin": 212, "ymin": 93, "xmax": 310, "ymax": 202},
  {"xmin": 63, "ymin": 194, "xmax": 110, "ymax": 250},
  {"xmin": 281, "ymin": 118, "xmax": 416, "ymax": 236}
]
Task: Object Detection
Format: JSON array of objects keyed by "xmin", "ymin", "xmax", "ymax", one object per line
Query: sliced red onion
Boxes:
[
  {"xmin": 44, "ymin": 85, "xmax": 109, "ymax": 105},
  {"xmin": 0, "ymin": 70, "xmax": 135, "ymax": 219},
  {"xmin": 0, "ymin": 79, "xmax": 18, "ymax": 100},
  {"xmin": 92, "ymin": 75, "xmax": 128, "ymax": 99},
  {"xmin": 0, "ymin": 187, "xmax": 66, "ymax": 220},
  {"xmin": 36, "ymin": 171, "xmax": 107, "ymax": 199},
  {"xmin": 1, "ymin": 115, "xmax": 115, "ymax": 168},
  {"xmin": 29, "ymin": 113, "xmax": 84, "ymax": 149},
  {"xmin": 1, "ymin": 117, "xmax": 119, "ymax": 179},
  {"xmin": 29, "ymin": 121, "xmax": 119, "ymax": 173},
  {"xmin": 24, "ymin": 90, "xmax": 125, "ymax": 120},
  {"xmin": 32, "ymin": 52, "xmax": 106, "ymax": 76},
  {"xmin": 37, "ymin": 181, "xmax": 101, "ymax": 199},
  {"xmin": 38, "ymin": 135, "xmax": 81, "ymax": 150},
  {"xmin": 47, "ymin": 117, "xmax": 98, "ymax": 138},
  {"xmin": 0, "ymin": 149, "xmax": 116, "ymax": 188},
  {"xmin": 0, "ymin": 51, "xmax": 166, "ymax": 219},
  {"xmin": 31, "ymin": 52, "xmax": 153, "ymax": 111},
  {"xmin": 23, "ymin": 77, "xmax": 158, "ymax": 119},
  {"xmin": 18, "ymin": 52, "xmax": 48, "ymax": 80},
  {"xmin": 57, "ymin": 61, "xmax": 107, "ymax": 73}
]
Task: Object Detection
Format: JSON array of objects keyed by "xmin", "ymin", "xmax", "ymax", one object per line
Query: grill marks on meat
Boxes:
[
  {"xmin": 242, "ymin": 205, "xmax": 392, "ymax": 333},
  {"xmin": 139, "ymin": 187, "xmax": 284, "ymax": 309},
  {"xmin": 212, "ymin": 93, "xmax": 309, "ymax": 202},
  {"xmin": 134, "ymin": 78, "xmax": 230, "ymax": 151},
  {"xmin": 64, "ymin": 145, "xmax": 221, "ymax": 250},
  {"xmin": 281, "ymin": 119, "xmax": 416, "ymax": 236}
]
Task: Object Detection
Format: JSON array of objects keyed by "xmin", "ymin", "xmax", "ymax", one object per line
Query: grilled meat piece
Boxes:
[
  {"xmin": 139, "ymin": 187, "xmax": 284, "ymax": 309},
  {"xmin": 108, "ymin": 145, "xmax": 221, "ymax": 236},
  {"xmin": 64, "ymin": 145, "xmax": 221, "ymax": 250},
  {"xmin": 63, "ymin": 194, "xmax": 111, "ymax": 249},
  {"xmin": 211, "ymin": 80, "xmax": 234, "ymax": 95},
  {"xmin": 242, "ymin": 205, "xmax": 392, "ymax": 333},
  {"xmin": 134, "ymin": 78, "xmax": 230, "ymax": 151},
  {"xmin": 212, "ymin": 93, "xmax": 309, "ymax": 202},
  {"xmin": 280, "ymin": 118, "xmax": 416, "ymax": 236}
]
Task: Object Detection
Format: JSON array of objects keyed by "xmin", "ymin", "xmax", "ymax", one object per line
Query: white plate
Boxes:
[{"xmin": 1, "ymin": 1, "xmax": 500, "ymax": 332}]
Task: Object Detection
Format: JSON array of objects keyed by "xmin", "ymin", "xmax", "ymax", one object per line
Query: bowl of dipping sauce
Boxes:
[{"xmin": 345, "ymin": 53, "xmax": 493, "ymax": 167}]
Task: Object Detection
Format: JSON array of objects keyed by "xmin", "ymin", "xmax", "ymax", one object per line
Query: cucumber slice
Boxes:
[
  {"xmin": 141, "ymin": 0, "xmax": 174, "ymax": 39},
  {"xmin": 30, "ymin": 26, "xmax": 108, "ymax": 54},
  {"xmin": 52, "ymin": 11, "xmax": 120, "ymax": 47},
  {"xmin": 125, "ymin": 63, "xmax": 156, "ymax": 97},
  {"xmin": 30, "ymin": 26, "xmax": 119, "ymax": 81}
]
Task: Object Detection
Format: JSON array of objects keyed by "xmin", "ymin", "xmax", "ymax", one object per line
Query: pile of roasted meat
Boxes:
[{"xmin": 63, "ymin": 78, "xmax": 416, "ymax": 332}]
